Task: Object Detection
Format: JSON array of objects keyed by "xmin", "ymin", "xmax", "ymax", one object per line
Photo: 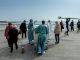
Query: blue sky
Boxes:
[{"xmin": 0, "ymin": 0, "xmax": 80, "ymax": 21}]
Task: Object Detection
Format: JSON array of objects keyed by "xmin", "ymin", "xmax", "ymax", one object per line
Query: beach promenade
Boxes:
[{"xmin": 0, "ymin": 30, "xmax": 80, "ymax": 60}]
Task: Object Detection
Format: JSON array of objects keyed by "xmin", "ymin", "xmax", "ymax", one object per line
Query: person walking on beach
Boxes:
[
  {"xmin": 4, "ymin": 22, "xmax": 14, "ymax": 47},
  {"xmin": 47, "ymin": 20, "xmax": 52, "ymax": 40},
  {"xmin": 35, "ymin": 20, "xmax": 49, "ymax": 55},
  {"xmin": 28, "ymin": 19, "xmax": 34, "ymax": 45},
  {"xmin": 70, "ymin": 20, "xmax": 74, "ymax": 31},
  {"xmin": 65, "ymin": 19, "xmax": 70, "ymax": 35},
  {"xmin": 54, "ymin": 21, "xmax": 61, "ymax": 44},
  {"xmin": 8, "ymin": 26, "xmax": 19, "ymax": 53},
  {"xmin": 20, "ymin": 20, "xmax": 27, "ymax": 38},
  {"xmin": 60, "ymin": 20, "xmax": 64, "ymax": 32},
  {"xmin": 77, "ymin": 20, "xmax": 80, "ymax": 32}
]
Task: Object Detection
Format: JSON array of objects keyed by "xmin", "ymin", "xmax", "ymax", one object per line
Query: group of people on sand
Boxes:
[
  {"xmin": 60, "ymin": 19, "xmax": 80, "ymax": 35},
  {"xmin": 4, "ymin": 19, "xmax": 80, "ymax": 55}
]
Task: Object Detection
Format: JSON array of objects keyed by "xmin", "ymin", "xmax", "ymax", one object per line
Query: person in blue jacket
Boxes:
[
  {"xmin": 35, "ymin": 20, "xmax": 49, "ymax": 55},
  {"xmin": 28, "ymin": 19, "xmax": 34, "ymax": 45}
]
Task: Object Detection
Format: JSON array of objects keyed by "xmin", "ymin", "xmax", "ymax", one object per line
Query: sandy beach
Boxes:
[{"xmin": 0, "ymin": 29, "xmax": 80, "ymax": 60}]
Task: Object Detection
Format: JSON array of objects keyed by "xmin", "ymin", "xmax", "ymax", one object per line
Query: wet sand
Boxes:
[{"xmin": 0, "ymin": 30, "xmax": 80, "ymax": 60}]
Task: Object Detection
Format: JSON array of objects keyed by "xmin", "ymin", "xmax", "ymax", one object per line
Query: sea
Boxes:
[
  {"xmin": 0, "ymin": 20, "xmax": 78, "ymax": 30},
  {"xmin": 0, "ymin": 21, "xmax": 55, "ymax": 30}
]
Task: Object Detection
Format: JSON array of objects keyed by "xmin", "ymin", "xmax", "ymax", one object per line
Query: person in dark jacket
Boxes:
[
  {"xmin": 20, "ymin": 20, "xmax": 27, "ymax": 38},
  {"xmin": 65, "ymin": 18, "xmax": 70, "ymax": 35},
  {"xmin": 70, "ymin": 20, "xmax": 74, "ymax": 31},
  {"xmin": 8, "ymin": 27, "xmax": 19, "ymax": 53},
  {"xmin": 60, "ymin": 20, "xmax": 64, "ymax": 32},
  {"xmin": 77, "ymin": 20, "xmax": 80, "ymax": 32}
]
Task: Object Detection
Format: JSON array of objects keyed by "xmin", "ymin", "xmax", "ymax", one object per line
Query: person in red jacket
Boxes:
[{"xmin": 4, "ymin": 22, "xmax": 14, "ymax": 47}]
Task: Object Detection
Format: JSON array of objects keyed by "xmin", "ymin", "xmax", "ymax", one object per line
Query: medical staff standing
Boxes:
[
  {"xmin": 28, "ymin": 19, "xmax": 34, "ymax": 45},
  {"xmin": 35, "ymin": 20, "xmax": 49, "ymax": 55}
]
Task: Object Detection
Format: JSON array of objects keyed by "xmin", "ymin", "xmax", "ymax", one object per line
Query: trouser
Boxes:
[
  {"xmin": 48, "ymin": 32, "xmax": 51, "ymax": 39},
  {"xmin": 29, "ymin": 39, "xmax": 33, "ymax": 44},
  {"xmin": 71, "ymin": 26, "xmax": 74, "ymax": 31},
  {"xmin": 6, "ymin": 37, "xmax": 10, "ymax": 47},
  {"xmin": 9, "ymin": 39, "xmax": 18, "ymax": 53},
  {"xmin": 28, "ymin": 29, "xmax": 34, "ymax": 44},
  {"xmin": 77, "ymin": 27, "xmax": 80, "ymax": 32},
  {"xmin": 37, "ymin": 41, "xmax": 45, "ymax": 54},
  {"xmin": 61, "ymin": 28, "xmax": 62, "ymax": 32},
  {"xmin": 55, "ymin": 34, "xmax": 59, "ymax": 43},
  {"xmin": 10, "ymin": 42, "xmax": 18, "ymax": 53},
  {"xmin": 7, "ymin": 39, "xmax": 10, "ymax": 47},
  {"xmin": 37, "ymin": 34, "xmax": 46, "ymax": 54},
  {"xmin": 65, "ymin": 27, "xmax": 69, "ymax": 35},
  {"xmin": 22, "ymin": 32, "xmax": 26, "ymax": 38}
]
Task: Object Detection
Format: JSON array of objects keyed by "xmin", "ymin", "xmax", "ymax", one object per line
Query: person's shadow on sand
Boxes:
[
  {"xmin": 0, "ymin": 42, "xmax": 55, "ymax": 60},
  {"xmin": 0, "ymin": 43, "xmax": 38, "ymax": 60}
]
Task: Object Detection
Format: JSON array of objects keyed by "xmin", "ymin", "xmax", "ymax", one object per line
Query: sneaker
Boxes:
[
  {"xmin": 43, "ymin": 51, "xmax": 46, "ymax": 54},
  {"xmin": 38, "ymin": 51, "xmax": 41, "ymax": 54}
]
